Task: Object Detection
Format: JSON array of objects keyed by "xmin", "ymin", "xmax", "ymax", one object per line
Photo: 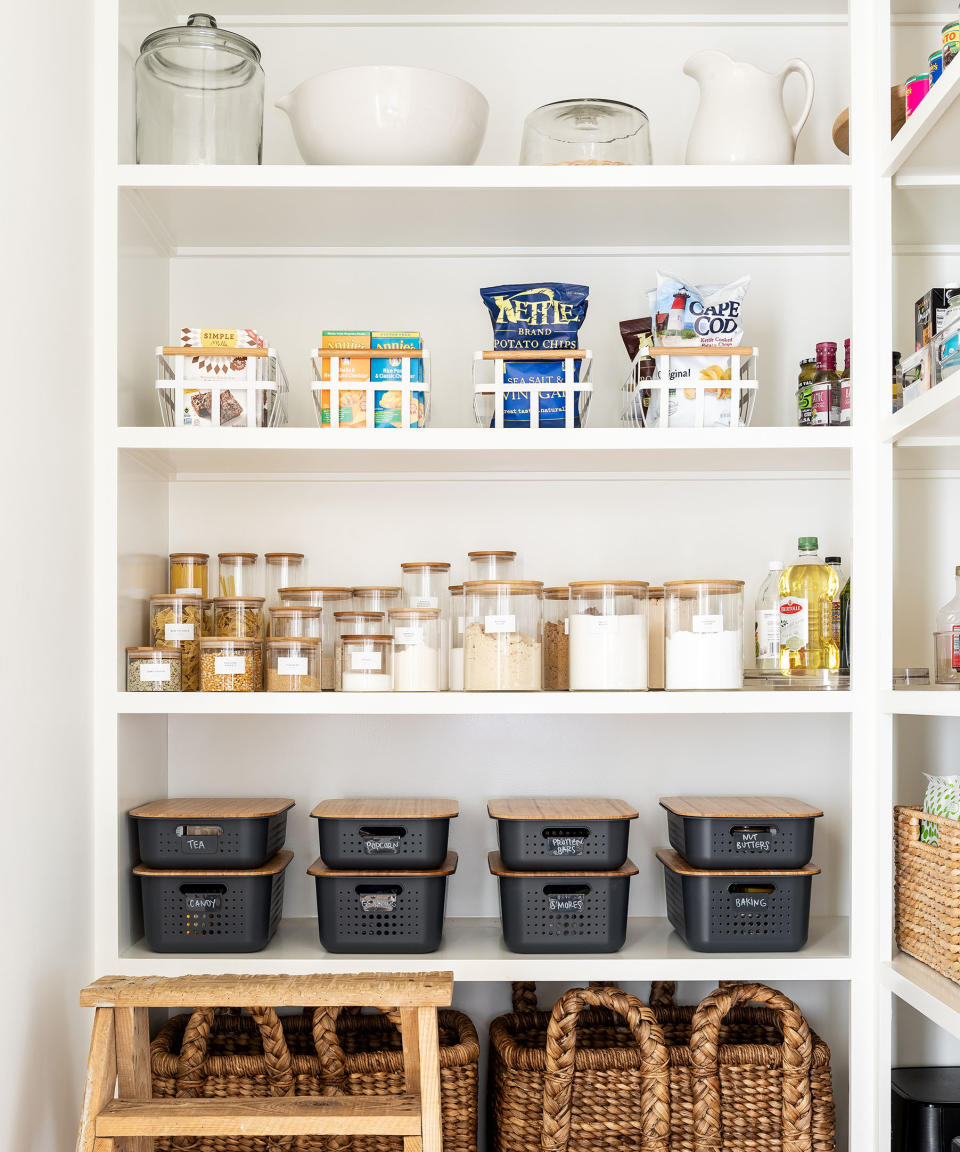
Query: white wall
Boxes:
[{"xmin": 0, "ymin": 0, "xmax": 93, "ymax": 1147}]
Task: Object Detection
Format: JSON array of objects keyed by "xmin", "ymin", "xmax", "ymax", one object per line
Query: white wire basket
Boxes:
[
  {"xmin": 156, "ymin": 345, "xmax": 288, "ymax": 428},
  {"xmin": 621, "ymin": 346, "xmax": 758, "ymax": 429},
  {"xmin": 472, "ymin": 349, "xmax": 593, "ymax": 429},
  {"xmin": 310, "ymin": 348, "xmax": 431, "ymax": 429}
]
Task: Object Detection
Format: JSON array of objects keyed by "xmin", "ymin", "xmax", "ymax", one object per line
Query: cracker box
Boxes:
[
  {"xmin": 371, "ymin": 331, "xmax": 423, "ymax": 383},
  {"xmin": 180, "ymin": 327, "xmax": 264, "ymax": 381},
  {"xmin": 321, "ymin": 330, "xmax": 370, "ymax": 382},
  {"xmin": 915, "ymin": 289, "xmax": 954, "ymax": 350}
]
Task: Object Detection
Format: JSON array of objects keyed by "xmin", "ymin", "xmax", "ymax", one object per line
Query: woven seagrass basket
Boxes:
[
  {"xmin": 151, "ymin": 1004, "xmax": 479, "ymax": 1152},
  {"xmin": 895, "ymin": 803, "xmax": 960, "ymax": 982},
  {"xmin": 490, "ymin": 981, "xmax": 835, "ymax": 1152}
]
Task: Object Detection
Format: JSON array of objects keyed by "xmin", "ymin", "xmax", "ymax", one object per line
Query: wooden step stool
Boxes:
[{"xmin": 76, "ymin": 971, "xmax": 453, "ymax": 1152}]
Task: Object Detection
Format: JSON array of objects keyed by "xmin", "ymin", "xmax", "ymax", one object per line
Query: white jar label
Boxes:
[
  {"xmin": 277, "ymin": 657, "xmax": 308, "ymax": 676},
  {"xmin": 457, "ymin": 615, "xmax": 465, "ymax": 635},
  {"xmin": 395, "ymin": 626, "xmax": 424, "ymax": 646},
  {"xmin": 780, "ymin": 596, "xmax": 809, "ymax": 651},
  {"xmin": 692, "ymin": 614, "xmax": 722, "ymax": 634},
  {"xmin": 410, "ymin": 595, "xmax": 438, "ymax": 610},
  {"xmin": 484, "ymin": 614, "xmax": 516, "ymax": 634},
  {"xmin": 563, "ymin": 618, "xmax": 569, "ymax": 635},
  {"xmin": 164, "ymin": 622, "xmax": 194, "ymax": 641},
  {"xmin": 215, "ymin": 655, "xmax": 246, "ymax": 674},
  {"xmin": 351, "ymin": 651, "xmax": 383, "ymax": 671},
  {"xmin": 756, "ymin": 609, "xmax": 780, "ymax": 660},
  {"xmin": 138, "ymin": 662, "xmax": 171, "ymax": 682},
  {"xmin": 585, "ymin": 614, "xmax": 619, "ymax": 634},
  {"xmin": 175, "ymin": 587, "xmax": 202, "ymax": 597}
]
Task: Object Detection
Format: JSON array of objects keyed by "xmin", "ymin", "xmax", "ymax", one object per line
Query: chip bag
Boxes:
[
  {"xmin": 653, "ymin": 273, "xmax": 750, "ymax": 348},
  {"xmin": 920, "ymin": 773, "xmax": 960, "ymax": 845}
]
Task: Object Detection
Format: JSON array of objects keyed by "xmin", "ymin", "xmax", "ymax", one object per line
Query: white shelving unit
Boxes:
[{"xmin": 90, "ymin": 1, "xmax": 960, "ymax": 1149}]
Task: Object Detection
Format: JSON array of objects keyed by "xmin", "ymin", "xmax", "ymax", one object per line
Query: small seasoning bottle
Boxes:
[
  {"xmin": 811, "ymin": 342, "xmax": 839, "ymax": 427},
  {"xmin": 797, "ymin": 357, "xmax": 816, "ymax": 427},
  {"xmin": 542, "ymin": 587, "xmax": 570, "ymax": 691},
  {"xmin": 840, "ymin": 339, "xmax": 851, "ymax": 425}
]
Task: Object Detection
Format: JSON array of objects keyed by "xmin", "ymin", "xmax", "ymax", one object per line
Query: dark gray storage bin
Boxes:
[
  {"xmin": 657, "ymin": 848, "xmax": 819, "ymax": 953},
  {"xmin": 311, "ymin": 798, "xmax": 457, "ymax": 870},
  {"xmin": 893, "ymin": 1067, "xmax": 960, "ymax": 1152},
  {"xmin": 134, "ymin": 850, "xmax": 292, "ymax": 953},
  {"xmin": 488, "ymin": 797, "xmax": 638, "ymax": 872},
  {"xmin": 130, "ymin": 797, "xmax": 294, "ymax": 870},
  {"xmin": 308, "ymin": 852, "xmax": 457, "ymax": 953},
  {"xmin": 489, "ymin": 850, "xmax": 637, "ymax": 953},
  {"xmin": 660, "ymin": 796, "xmax": 822, "ymax": 870}
]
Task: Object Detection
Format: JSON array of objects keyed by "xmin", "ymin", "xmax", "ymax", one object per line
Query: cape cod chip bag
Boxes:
[
  {"xmin": 480, "ymin": 282, "xmax": 589, "ymax": 427},
  {"xmin": 653, "ymin": 273, "xmax": 750, "ymax": 348}
]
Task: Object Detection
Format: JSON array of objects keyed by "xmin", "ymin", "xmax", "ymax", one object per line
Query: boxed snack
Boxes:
[
  {"xmin": 320, "ymin": 330, "xmax": 370, "ymax": 382},
  {"xmin": 371, "ymin": 331, "xmax": 423, "ymax": 383},
  {"xmin": 901, "ymin": 343, "xmax": 933, "ymax": 406},
  {"xmin": 915, "ymin": 289, "xmax": 958, "ymax": 350},
  {"xmin": 179, "ymin": 327, "xmax": 264, "ymax": 380},
  {"xmin": 374, "ymin": 389, "xmax": 426, "ymax": 428}
]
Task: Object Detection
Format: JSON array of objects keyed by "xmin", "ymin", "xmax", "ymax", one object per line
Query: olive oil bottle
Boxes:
[{"xmin": 779, "ymin": 536, "xmax": 840, "ymax": 677}]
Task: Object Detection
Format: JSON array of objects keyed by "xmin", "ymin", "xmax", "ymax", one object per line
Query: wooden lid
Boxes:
[
  {"xmin": 462, "ymin": 580, "xmax": 543, "ymax": 594},
  {"xmin": 334, "ymin": 611, "xmax": 384, "ymax": 620},
  {"xmin": 543, "ymin": 587, "xmax": 569, "ymax": 599},
  {"xmin": 390, "ymin": 608, "xmax": 441, "ymax": 619},
  {"xmin": 448, "ymin": 585, "xmax": 463, "ymax": 594},
  {"xmin": 400, "ymin": 562, "xmax": 451, "ymax": 571},
  {"xmin": 351, "ymin": 586, "xmax": 402, "ymax": 596},
  {"xmin": 280, "ymin": 586, "xmax": 351, "ymax": 598},
  {"xmin": 265, "ymin": 637, "xmax": 319, "ymax": 649},
  {"xmin": 270, "ymin": 605, "xmax": 321, "ymax": 617},
  {"xmin": 656, "ymin": 848, "xmax": 820, "ymax": 877},
  {"xmin": 568, "ymin": 580, "xmax": 649, "ymax": 591},
  {"xmin": 150, "ymin": 593, "xmax": 201, "ymax": 603},
  {"xmin": 170, "ymin": 552, "xmax": 209, "ymax": 561},
  {"xmin": 659, "ymin": 796, "xmax": 824, "ymax": 819},
  {"xmin": 134, "ymin": 849, "xmax": 293, "ymax": 877},
  {"xmin": 126, "ymin": 646, "xmax": 181, "ymax": 658},
  {"xmin": 488, "ymin": 851, "xmax": 638, "ymax": 879},
  {"xmin": 311, "ymin": 798, "xmax": 459, "ymax": 820},
  {"xmin": 218, "ymin": 552, "xmax": 258, "ymax": 562},
  {"xmin": 130, "ymin": 798, "xmax": 295, "ymax": 819},
  {"xmin": 199, "ymin": 637, "xmax": 261, "ymax": 649},
  {"xmin": 663, "ymin": 580, "xmax": 744, "ymax": 591},
  {"xmin": 468, "ymin": 550, "xmax": 517, "ymax": 559},
  {"xmin": 308, "ymin": 851, "xmax": 458, "ymax": 878},
  {"xmin": 647, "ymin": 587, "xmax": 664, "ymax": 596},
  {"xmin": 264, "ymin": 552, "xmax": 304, "ymax": 562},
  {"xmin": 487, "ymin": 797, "xmax": 639, "ymax": 821},
  {"xmin": 342, "ymin": 634, "xmax": 393, "ymax": 644},
  {"xmin": 213, "ymin": 596, "xmax": 266, "ymax": 606}
]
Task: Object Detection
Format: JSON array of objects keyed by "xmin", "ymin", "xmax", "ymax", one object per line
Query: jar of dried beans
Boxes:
[
  {"xmin": 126, "ymin": 646, "xmax": 182, "ymax": 692},
  {"xmin": 149, "ymin": 594, "xmax": 202, "ymax": 691},
  {"xmin": 462, "ymin": 580, "xmax": 543, "ymax": 691},
  {"xmin": 200, "ymin": 637, "xmax": 261, "ymax": 692}
]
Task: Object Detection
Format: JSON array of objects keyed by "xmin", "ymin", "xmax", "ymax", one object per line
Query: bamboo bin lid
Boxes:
[
  {"xmin": 307, "ymin": 852, "xmax": 458, "ymax": 878},
  {"xmin": 656, "ymin": 848, "xmax": 820, "ymax": 877},
  {"xmin": 130, "ymin": 798, "xmax": 295, "ymax": 819},
  {"xmin": 659, "ymin": 796, "xmax": 823, "ymax": 819},
  {"xmin": 134, "ymin": 850, "xmax": 294, "ymax": 877},
  {"xmin": 488, "ymin": 851, "xmax": 638, "ymax": 879},
  {"xmin": 487, "ymin": 797, "xmax": 638, "ymax": 821},
  {"xmin": 311, "ymin": 798, "xmax": 459, "ymax": 820}
]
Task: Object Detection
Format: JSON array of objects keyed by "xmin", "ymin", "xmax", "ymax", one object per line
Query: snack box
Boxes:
[
  {"xmin": 321, "ymin": 330, "xmax": 370, "ymax": 382},
  {"xmin": 902, "ymin": 343, "xmax": 933, "ymax": 407},
  {"xmin": 179, "ymin": 327, "xmax": 264, "ymax": 382},
  {"xmin": 916, "ymin": 289, "xmax": 956, "ymax": 351},
  {"xmin": 371, "ymin": 331, "xmax": 423, "ymax": 383}
]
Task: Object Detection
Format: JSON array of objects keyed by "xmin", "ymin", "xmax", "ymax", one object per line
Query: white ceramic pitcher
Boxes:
[{"xmin": 683, "ymin": 50, "xmax": 815, "ymax": 164}]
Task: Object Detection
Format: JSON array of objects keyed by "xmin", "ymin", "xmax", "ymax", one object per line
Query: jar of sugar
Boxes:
[
  {"xmin": 390, "ymin": 608, "xmax": 442, "ymax": 692},
  {"xmin": 664, "ymin": 580, "xmax": 744, "ymax": 691},
  {"xmin": 340, "ymin": 635, "xmax": 394, "ymax": 691},
  {"xmin": 568, "ymin": 581, "xmax": 649, "ymax": 691}
]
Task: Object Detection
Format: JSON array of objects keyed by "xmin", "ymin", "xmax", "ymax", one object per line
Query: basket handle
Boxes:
[
  {"xmin": 689, "ymin": 983, "xmax": 813, "ymax": 1152},
  {"xmin": 648, "ymin": 980, "xmax": 742, "ymax": 1010},
  {"xmin": 511, "ymin": 980, "xmax": 614, "ymax": 1014},
  {"xmin": 541, "ymin": 986, "xmax": 670, "ymax": 1152}
]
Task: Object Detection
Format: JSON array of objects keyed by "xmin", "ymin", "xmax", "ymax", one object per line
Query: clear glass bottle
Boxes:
[
  {"xmin": 567, "ymin": 581, "xmax": 649, "ymax": 690},
  {"xmin": 797, "ymin": 358, "xmax": 816, "ymax": 427},
  {"xmin": 754, "ymin": 561, "xmax": 783, "ymax": 672},
  {"xmin": 264, "ymin": 553, "xmax": 305, "ymax": 606},
  {"xmin": 840, "ymin": 339, "xmax": 851, "ymax": 425},
  {"xmin": 449, "ymin": 585, "xmax": 464, "ymax": 691},
  {"xmin": 135, "ymin": 14, "xmax": 264, "ymax": 164},
  {"xmin": 390, "ymin": 609, "xmax": 442, "ymax": 691},
  {"xmin": 467, "ymin": 551, "xmax": 518, "ymax": 580},
  {"xmin": 839, "ymin": 577, "xmax": 851, "ymax": 675},
  {"xmin": 333, "ymin": 611, "xmax": 385, "ymax": 689},
  {"xmin": 811, "ymin": 342, "xmax": 839, "ymax": 427},
  {"xmin": 664, "ymin": 580, "xmax": 744, "ymax": 690},
  {"xmin": 542, "ymin": 588, "xmax": 570, "ymax": 691},
  {"xmin": 825, "ymin": 556, "xmax": 846, "ymax": 646},
  {"xmin": 462, "ymin": 580, "xmax": 543, "ymax": 690},
  {"xmin": 340, "ymin": 635, "xmax": 394, "ymax": 691},
  {"xmin": 779, "ymin": 537, "xmax": 839, "ymax": 678},
  {"xmin": 893, "ymin": 351, "xmax": 903, "ymax": 414},
  {"xmin": 935, "ymin": 566, "xmax": 960, "ymax": 684},
  {"xmin": 265, "ymin": 637, "xmax": 320, "ymax": 692},
  {"xmin": 169, "ymin": 552, "xmax": 209, "ymax": 597},
  {"xmin": 218, "ymin": 552, "xmax": 259, "ymax": 597}
]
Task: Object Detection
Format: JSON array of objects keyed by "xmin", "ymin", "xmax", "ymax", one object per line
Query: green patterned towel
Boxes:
[{"xmin": 921, "ymin": 774, "xmax": 960, "ymax": 845}]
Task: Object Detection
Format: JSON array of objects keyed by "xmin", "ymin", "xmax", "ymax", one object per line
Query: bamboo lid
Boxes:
[
  {"xmin": 266, "ymin": 637, "xmax": 319, "ymax": 649},
  {"xmin": 663, "ymin": 580, "xmax": 745, "ymax": 591},
  {"xmin": 341, "ymin": 634, "xmax": 393, "ymax": 644},
  {"xmin": 150, "ymin": 593, "xmax": 202, "ymax": 604},
  {"xmin": 351, "ymin": 586, "xmax": 402, "ymax": 596},
  {"xmin": 462, "ymin": 580, "xmax": 543, "ymax": 594},
  {"xmin": 131, "ymin": 797, "xmax": 295, "ymax": 819},
  {"xmin": 468, "ymin": 550, "xmax": 517, "ymax": 559},
  {"xmin": 334, "ymin": 611, "xmax": 384, "ymax": 620},
  {"xmin": 448, "ymin": 585, "xmax": 463, "ymax": 594},
  {"xmin": 169, "ymin": 552, "xmax": 209, "ymax": 562},
  {"xmin": 270, "ymin": 605, "xmax": 321, "ymax": 617},
  {"xmin": 134, "ymin": 849, "xmax": 293, "ymax": 877},
  {"xmin": 487, "ymin": 797, "xmax": 639, "ymax": 821},
  {"xmin": 307, "ymin": 851, "xmax": 458, "ymax": 879},
  {"xmin": 659, "ymin": 796, "xmax": 823, "ymax": 819},
  {"xmin": 126, "ymin": 647, "xmax": 182, "ymax": 659},
  {"xmin": 656, "ymin": 848, "xmax": 820, "ymax": 877},
  {"xmin": 311, "ymin": 798, "xmax": 459, "ymax": 820},
  {"xmin": 199, "ymin": 637, "xmax": 261, "ymax": 649},
  {"xmin": 568, "ymin": 580, "xmax": 649, "ymax": 591},
  {"xmin": 400, "ymin": 562, "xmax": 451, "ymax": 571},
  {"xmin": 390, "ymin": 609, "xmax": 441, "ymax": 619},
  {"xmin": 280, "ymin": 586, "xmax": 352, "ymax": 598},
  {"xmin": 543, "ymin": 587, "xmax": 569, "ymax": 599},
  {"xmin": 488, "ymin": 851, "xmax": 638, "ymax": 879},
  {"xmin": 264, "ymin": 552, "xmax": 305, "ymax": 562},
  {"xmin": 218, "ymin": 552, "xmax": 258, "ymax": 562},
  {"xmin": 213, "ymin": 596, "xmax": 266, "ymax": 606}
]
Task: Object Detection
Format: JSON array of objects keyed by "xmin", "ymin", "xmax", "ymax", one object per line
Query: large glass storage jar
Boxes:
[
  {"xmin": 200, "ymin": 637, "xmax": 261, "ymax": 692},
  {"xmin": 520, "ymin": 99, "xmax": 652, "ymax": 166},
  {"xmin": 352, "ymin": 586, "xmax": 401, "ymax": 614},
  {"xmin": 568, "ymin": 581, "xmax": 649, "ymax": 691},
  {"xmin": 647, "ymin": 587, "xmax": 665, "ymax": 690},
  {"xmin": 218, "ymin": 552, "xmax": 260, "ymax": 597},
  {"xmin": 341, "ymin": 635, "xmax": 394, "ymax": 691},
  {"xmin": 214, "ymin": 596, "xmax": 265, "ymax": 640},
  {"xmin": 202, "ymin": 598, "xmax": 214, "ymax": 637},
  {"xmin": 333, "ymin": 611, "xmax": 385, "ymax": 689},
  {"xmin": 449, "ymin": 585, "xmax": 464, "ymax": 691},
  {"xmin": 390, "ymin": 609, "xmax": 442, "ymax": 691},
  {"xmin": 135, "ymin": 14, "xmax": 264, "ymax": 164},
  {"xmin": 149, "ymin": 594, "xmax": 202, "ymax": 691},
  {"xmin": 468, "ymin": 550, "xmax": 517, "ymax": 580},
  {"xmin": 542, "ymin": 587, "xmax": 570, "ymax": 691},
  {"xmin": 269, "ymin": 605, "xmax": 321, "ymax": 639},
  {"xmin": 462, "ymin": 581, "xmax": 543, "ymax": 691},
  {"xmin": 127, "ymin": 647, "xmax": 182, "ymax": 692},
  {"xmin": 279, "ymin": 587, "xmax": 352, "ymax": 690},
  {"xmin": 400, "ymin": 563, "xmax": 451, "ymax": 610},
  {"xmin": 664, "ymin": 580, "xmax": 744, "ymax": 691},
  {"xmin": 264, "ymin": 553, "xmax": 305, "ymax": 605},
  {"xmin": 169, "ymin": 552, "xmax": 208, "ymax": 597},
  {"xmin": 265, "ymin": 637, "xmax": 320, "ymax": 692}
]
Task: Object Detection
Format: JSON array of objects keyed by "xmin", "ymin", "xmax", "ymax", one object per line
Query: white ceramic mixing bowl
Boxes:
[{"xmin": 276, "ymin": 65, "xmax": 489, "ymax": 165}]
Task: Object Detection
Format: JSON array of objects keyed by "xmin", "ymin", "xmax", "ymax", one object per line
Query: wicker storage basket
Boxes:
[
  {"xmin": 490, "ymin": 981, "xmax": 836, "ymax": 1152},
  {"xmin": 895, "ymin": 803, "xmax": 960, "ymax": 981},
  {"xmin": 151, "ymin": 1003, "xmax": 479, "ymax": 1152}
]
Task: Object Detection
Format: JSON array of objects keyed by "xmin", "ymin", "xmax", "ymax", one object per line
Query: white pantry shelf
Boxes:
[
  {"xmin": 117, "ymin": 427, "xmax": 853, "ymax": 478},
  {"xmin": 883, "ymin": 374, "xmax": 960, "ymax": 443},
  {"xmin": 884, "ymin": 687, "xmax": 960, "ymax": 715},
  {"xmin": 885, "ymin": 53, "xmax": 960, "ymax": 178},
  {"xmin": 116, "ymin": 915, "xmax": 852, "ymax": 981},
  {"xmin": 120, "ymin": 166, "xmax": 852, "ymax": 250},
  {"xmin": 882, "ymin": 955, "xmax": 960, "ymax": 1041},
  {"xmin": 115, "ymin": 689, "xmax": 854, "ymax": 716}
]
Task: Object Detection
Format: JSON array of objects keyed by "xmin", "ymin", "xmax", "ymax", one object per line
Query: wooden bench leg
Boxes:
[
  {"xmin": 77, "ymin": 1009, "xmax": 117, "ymax": 1152},
  {"xmin": 94, "ymin": 1141, "xmax": 117, "ymax": 1152},
  {"xmin": 115, "ymin": 1007, "xmax": 153, "ymax": 1152},
  {"xmin": 400, "ymin": 1008, "xmax": 426, "ymax": 1152},
  {"xmin": 416, "ymin": 1007, "xmax": 443, "ymax": 1152}
]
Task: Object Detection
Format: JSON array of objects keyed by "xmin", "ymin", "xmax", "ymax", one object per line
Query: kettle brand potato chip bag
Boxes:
[{"xmin": 480, "ymin": 282, "xmax": 589, "ymax": 427}]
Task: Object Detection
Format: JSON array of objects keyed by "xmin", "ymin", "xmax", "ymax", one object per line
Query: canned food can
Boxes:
[
  {"xmin": 930, "ymin": 50, "xmax": 944, "ymax": 85},
  {"xmin": 944, "ymin": 21, "xmax": 959, "ymax": 68},
  {"xmin": 905, "ymin": 74, "xmax": 931, "ymax": 118},
  {"xmin": 810, "ymin": 381, "xmax": 831, "ymax": 426}
]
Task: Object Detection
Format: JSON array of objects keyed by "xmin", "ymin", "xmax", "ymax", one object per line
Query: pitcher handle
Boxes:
[{"xmin": 783, "ymin": 58, "xmax": 815, "ymax": 142}]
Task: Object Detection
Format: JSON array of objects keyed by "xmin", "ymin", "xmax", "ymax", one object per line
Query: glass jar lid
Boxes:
[
  {"xmin": 663, "ymin": 579, "xmax": 745, "ymax": 594},
  {"xmin": 150, "ymin": 593, "xmax": 202, "ymax": 604},
  {"xmin": 170, "ymin": 552, "xmax": 209, "ymax": 561},
  {"xmin": 280, "ymin": 586, "xmax": 352, "ymax": 600},
  {"xmin": 264, "ymin": 552, "xmax": 304, "ymax": 563},
  {"xmin": 139, "ymin": 15, "xmax": 262, "ymax": 85},
  {"xmin": 334, "ymin": 611, "xmax": 385, "ymax": 621},
  {"xmin": 462, "ymin": 580, "xmax": 543, "ymax": 595},
  {"xmin": 390, "ymin": 608, "xmax": 441, "ymax": 619},
  {"xmin": 568, "ymin": 580, "xmax": 650, "ymax": 592},
  {"xmin": 214, "ymin": 596, "xmax": 265, "ymax": 605},
  {"xmin": 448, "ymin": 584, "xmax": 463, "ymax": 594},
  {"xmin": 270, "ymin": 605, "xmax": 321, "ymax": 616},
  {"xmin": 400, "ymin": 562, "xmax": 451, "ymax": 571},
  {"xmin": 266, "ymin": 637, "xmax": 319, "ymax": 649},
  {"xmin": 127, "ymin": 646, "xmax": 182, "ymax": 658},
  {"xmin": 200, "ymin": 637, "xmax": 260, "ymax": 649},
  {"xmin": 543, "ymin": 587, "xmax": 570, "ymax": 599},
  {"xmin": 524, "ymin": 99, "xmax": 648, "ymax": 145},
  {"xmin": 468, "ymin": 550, "xmax": 517, "ymax": 560},
  {"xmin": 342, "ymin": 634, "xmax": 393, "ymax": 644},
  {"xmin": 352, "ymin": 586, "xmax": 402, "ymax": 596},
  {"xmin": 218, "ymin": 551, "xmax": 258, "ymax": 563}
]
